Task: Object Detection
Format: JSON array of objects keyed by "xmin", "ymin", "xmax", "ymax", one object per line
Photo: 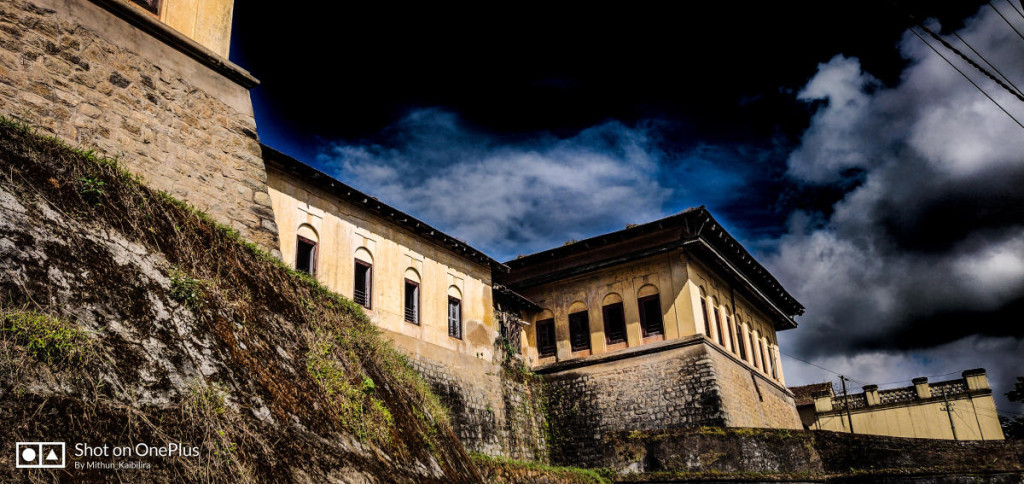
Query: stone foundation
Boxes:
[
  {"xmin": 538, "ymin": 336, "xmax": 801, "ymax": 466},
  {"xmin": 0, "ymin": 0, "xmax": 279, "ymax": 251},
  {"xmin": 390, "ymin": 332, "xmax": 549, "ymax": 462}
]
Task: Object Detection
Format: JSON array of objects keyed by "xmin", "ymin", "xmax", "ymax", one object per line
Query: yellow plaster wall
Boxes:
[
  {"xmin": 520, "ymin": 251, "xmax": 685, "ymax": 365},
  {"xmin": 520, "ymin": 250, "xmax": 787, "ymax": 385},
  {"xmin": 813, "ymin": 394, "xmax": 1005, "ymax": 441},
  {"xmin": 127, "ymin": 0, "xmax": 234, "ymax": 58},
  {"xmin": 686, "ymin": 257, "xmax": 786, "ymax": 385},
  {"xmin": 267, "ymin": 167, "xmax": 498, "ymax": 362}
]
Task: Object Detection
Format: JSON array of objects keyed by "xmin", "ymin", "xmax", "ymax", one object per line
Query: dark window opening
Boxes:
[
  {"xmin": 129, "ymin": 0, "xmax": 160, "ymax": 15},
  {"xmin": 568, "ymin": 311, "xmax": 591, "ymax": 352},
  {"xmin": 354, "ymin": 260, "xmax": 372, "ymax": 309},
  {"xmin": 536, "ymin": 318, "xmax": 556, "ymax": 357},
  {"xmin": 602, "ymin": 303, "xmax": 627, "ymax": 345},
  {"xmin": 736, "ymin": 321, "xmax": 747, "ymax": 360},
  {"xmin": 295, "ymin": 236, "xmax": 317, "ymax": 276},
  {"xmin": 701, "ymin": 298, "xmax": 712, "ymax": 340},
  {"xmin": 638, "ymin": 295, "xmax": 664, "ymax": 336},
  {"xmin": 714, "ymin": 308, "xmax": 726, "ymax": 349},
  {"xmin": 404, "ymin": 279, "xmax": 419, "ymax": 324},
  {"xmin": 448, "ymin": 297, "xmax": 462, "ymax": 339}
]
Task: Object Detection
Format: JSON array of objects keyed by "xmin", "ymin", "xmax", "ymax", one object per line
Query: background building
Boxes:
[{"xmin": 793, "ymin": 369, "xmax": 1005, "ymax": 441}]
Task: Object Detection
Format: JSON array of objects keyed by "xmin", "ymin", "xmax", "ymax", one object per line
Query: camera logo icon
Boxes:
[{"xmin": 16, "ymin": 442, "xmax": 65, "ymax": 469}]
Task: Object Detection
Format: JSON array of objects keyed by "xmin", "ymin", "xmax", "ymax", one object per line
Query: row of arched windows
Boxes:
[
  {"xmin": 535, "ymin": 284, "xmax": 664, "ymax": 358},
  {"xmin": 294, "ymin": 224, "xmax": 464, "ymax": 339},
  {"xmin": 699, "ymin": 288, "xmax": 780, "ymax": 381}
]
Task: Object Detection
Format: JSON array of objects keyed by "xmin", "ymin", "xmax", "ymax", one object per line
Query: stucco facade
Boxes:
[
  {"xmin": 499, "ymin": 209, "xmax": 800, "ymax": 389},
  {"xmin": 264, "ymin": 147, "xmax": 502, "ymax": 362},
  {"xmin": 797, "ymin": 369, "xmax": 1005, "ymax": 441}
]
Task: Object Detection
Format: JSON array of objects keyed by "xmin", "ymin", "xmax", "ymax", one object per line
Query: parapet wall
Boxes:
[
  {"xmin": 0, "ymin": 0, "xmax": 279, "ymax": 251},
  {"xmin": 539, "ymin": 336, "xmax": 801, "ymax": 467}
]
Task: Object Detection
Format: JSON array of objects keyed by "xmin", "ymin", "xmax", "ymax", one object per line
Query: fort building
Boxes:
[
  {"xmin": 3, "ymin": 0, "xmax": 836, "ymax": 465},
  {"xmin": 791, "ymin": 369, "xmax": 1005, "ymax": 441}
]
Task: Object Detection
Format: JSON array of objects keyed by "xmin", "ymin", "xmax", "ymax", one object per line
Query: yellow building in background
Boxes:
[{"xmin": 792, "ymin": 369, "xmax": 1005, "ymax": 441}]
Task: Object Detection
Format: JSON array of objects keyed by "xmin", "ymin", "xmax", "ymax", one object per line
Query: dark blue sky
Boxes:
[{"xmin": 228, "ymin": 2, "xmax": 1024, "ymax": 410}]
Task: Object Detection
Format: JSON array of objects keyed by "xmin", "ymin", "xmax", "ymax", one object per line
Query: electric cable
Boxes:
[
  {"xmin": 988, "ymin": 1, "xmax": 1024, "ymax": 44},
  {"xmin": 909, "ymin": 27, "xmax": 1024, "ymax": 130},
  {"xmin": 952, "ymin": 31, "xmax": 1024, "ymax": 98}
]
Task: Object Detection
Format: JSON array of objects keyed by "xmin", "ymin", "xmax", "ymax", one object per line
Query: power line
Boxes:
[
  {"xmin": 886, "ymin": 0, "xmax": 1024, "ymax": 105},
  {"xmin": 952, "ymin": 31, "xmax": 1024, "ymax": 98},
  {"xmin": 780, "ymin": 352, "xmax": 869, "ymax": 385},
  {"xmin": 1004, "ymin": 0, "xmax": 1024, "ymax": 21},
  {"xmin": 909, "ymin": 27, "xmax": 1024, "ymax": 130},
  {"xmin": 872, "ymin": 370, "xmax": 963, "ymax": 388},
  {"xmin": 988, "ymin": 1, "xmax": 1024, "ymax": 44}
]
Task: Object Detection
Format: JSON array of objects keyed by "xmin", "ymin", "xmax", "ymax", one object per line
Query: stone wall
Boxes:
[
  {"xmin": 395, "ymin": 332, "xmax": 549, "ymax": 462},
  {"xmin": 710, "ymin": 341, "xmax": 803, "ymax": 429},
  {"xmin": 540, "ymin": 336, "xmax": 801, "ymax": 467},
  {"xmin": 0, "ymin": 0, "xmax": 279, "ymax": 251},
  {"xmin": 600, "ymin": 427, "xmax": 1024, "ymax": 481}
]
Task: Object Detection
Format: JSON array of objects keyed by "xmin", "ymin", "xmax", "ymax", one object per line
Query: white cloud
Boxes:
[
  {"xmin": 316, "ymin": 108, "xmax": 672, "ymax": 259},
  {"xmin": 770, "ymin": 6, "xmax": 1024, "ymax": 405}
]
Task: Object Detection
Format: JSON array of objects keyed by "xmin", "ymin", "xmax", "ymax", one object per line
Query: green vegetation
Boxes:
[
  {"xmin": 305, "ymin": 330, "xmax": 394, "ymax": 445},
  {"xmin": 470, "ymin": 452, "xmax": 611, "ymax": 484},
  {"xmin": 169, "ymin": 268, "xmax": 205, "ymax": 308},
  {"xmin": 78, "ymin": 176, "xmax": 106, "ymax": 205},
  {"xmin": 0, "ymin": 310, "xmax": 91, "ymax": 364},
  {"xmin": 1001, "ymin": 376, "xmax": 1024, "ymax": 439},
  {"xmin": 0, "ymin": 115, "xmax": 463, "ymax": 477}
]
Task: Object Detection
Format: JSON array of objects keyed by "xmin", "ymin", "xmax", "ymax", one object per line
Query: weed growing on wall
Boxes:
[{"xmin": 0, "ymin": 310, "xmax": 92, "ymax": 364}]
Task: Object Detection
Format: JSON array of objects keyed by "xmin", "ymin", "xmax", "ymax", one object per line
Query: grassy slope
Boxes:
[{"xmin": 0, "ymin": 117, "xmax": 482, "ymax": 482}]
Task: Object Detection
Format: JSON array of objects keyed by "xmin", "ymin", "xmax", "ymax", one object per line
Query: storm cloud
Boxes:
[{"xmin": 770, "ymin": 7, "xmax": 1024, "ymax": 402}]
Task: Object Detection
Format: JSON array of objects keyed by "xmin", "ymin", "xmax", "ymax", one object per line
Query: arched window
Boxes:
[
  {"xmin": 535, "ymin": 309, "xmax": 556, "ymax": 358},
  {"xmin": 699, "ymin": 287, "xmax": 713, "ymax": 339},
  {"xmin": 295, "ymin": 224, "xmax": 318, "ymax": 276},
  {"xmin": 735, "ymin": 318, "xmax": 747, "ymax": 360},
  {"xmin": 353, "ymin": 247, "xmax": 373, "ymax": 308},
  {"xmin": 726, "ymin": 311, "xmax": 739, "ymax": 356},
  {"xmin": 751, "ymin": 329, "xmax": 762, "ymax": 371},
  {"xmin": 760, "ymin": 334, "xmax": 770, "ymax": 376},
  {"xmin": 404, "ymin": 268, "xmax": 420, "ymax": 325},
  {"xmin": 447, "ymin": 286, "xmax": 462, "ymax": 339},
  {"xmin": 568, "ymin": 301, "xmax": 590, "ymax": 352},
  {"xmin": 601, "ymin": 293, "xmax": 626, "ymax": 345},
  {"xmin": 711, "ymin": 297, "xmax": 726, "ymax": 348},
  {"xmin": 637, "ymin": 284, "xmax": 663, "ymax": 337}
]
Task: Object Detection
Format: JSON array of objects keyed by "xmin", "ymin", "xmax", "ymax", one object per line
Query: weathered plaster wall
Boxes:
[
  {"xmin": 814, "ymin": 392, "xmax": 1004, "ymax": 441},
  {"xmin": 540, "ymin": 337, "xmax": 800, "ymax": 467},
  {"xmin": 267, "ymin": 165, "xmax": 499, "ymax": 361},
  {"xmin": 0, "ymin": 0, "xmax": 279, "ymax": 251}
]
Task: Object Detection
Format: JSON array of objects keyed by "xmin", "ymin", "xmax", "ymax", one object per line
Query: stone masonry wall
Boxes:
[
  {"xmin": 0, "ymin": 0, "xmax": 279, "ymax": 251},
  {"xmin": 542, "ymin": 341, "xmax": 728, "ymax": 467},
  {"xmin": 409, "ymin": 355, "xmax": 549, "ymax": 462},
  {"xmin": 540, "ymin": 337, "xmax": 802, "ymax": 467},
  {"xmin": 710, "ymin": 342, "xmax": 803, "ymax": 429}
]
